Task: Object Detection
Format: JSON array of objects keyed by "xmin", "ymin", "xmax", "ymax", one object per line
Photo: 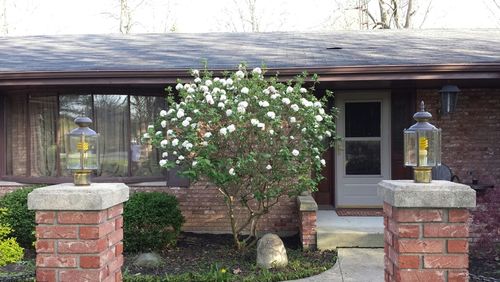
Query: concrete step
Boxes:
[{"xmin": 316, "ymin": 210, "xmax": 384, "ymax": 250}]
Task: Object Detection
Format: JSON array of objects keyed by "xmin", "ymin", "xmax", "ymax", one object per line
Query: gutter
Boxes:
[{"xmin": 0, "ymin": 63, "xmax": 499, "ymax": 86}]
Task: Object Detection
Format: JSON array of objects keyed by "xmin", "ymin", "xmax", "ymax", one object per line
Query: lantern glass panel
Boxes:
[
  {"xmin": 412, "ymin": 129, "xmax": 441, "ymax": 167},
  {"xmin": 66, "ymin": 134, "xmax": 99, "ymax": 170},
  {"xmin": 427, "ymin": 129, "xmax": 441, "ymax": 166},
  {"xmin": 404, "ymin": 130, "xmax": 417, "ymax": 166}
]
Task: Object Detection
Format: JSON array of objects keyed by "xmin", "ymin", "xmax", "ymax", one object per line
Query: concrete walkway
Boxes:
[
  {"xmin": 287, "ymin": 248, "xmax": 384, "ymax": 282},
  {"xmin": 317, "ymin": 211, "xmax": 384, "ymax": 249}
]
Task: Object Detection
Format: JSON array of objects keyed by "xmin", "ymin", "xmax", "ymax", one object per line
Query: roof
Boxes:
[{"xmin": 1, "ymin": 29, "xmax": 500, "ymax": 73}]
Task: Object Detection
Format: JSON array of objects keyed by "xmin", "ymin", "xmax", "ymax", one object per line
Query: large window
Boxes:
[{"xmin": 2, "ymin": 92, "xmax": 186, "ymax": 185}]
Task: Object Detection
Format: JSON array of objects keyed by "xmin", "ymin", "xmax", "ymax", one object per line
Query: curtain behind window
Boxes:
[
  {"xmin": 5, "ymin": 94, "xmax": 28, "ymax": 176},
  {"xmin": 29, "ymin": 96, "xmax": 57, "ymax": 177},
  {"xmin": 94, "ymin": 95, "xmax": 128, "ymax": 177}
]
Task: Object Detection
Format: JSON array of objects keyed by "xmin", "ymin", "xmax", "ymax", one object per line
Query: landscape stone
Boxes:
[
  {"xmin": 256, "ymin": 233, "xmax": 288, "ymax": 269},
  {"xmin": 133, "ymin": 252, "xmax": 165, "ymax": 268}
]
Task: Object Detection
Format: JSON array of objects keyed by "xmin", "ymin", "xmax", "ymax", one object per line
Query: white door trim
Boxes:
[{"xmin": 335, "ymin": 91, "xmax": 391, "ymax": 208}]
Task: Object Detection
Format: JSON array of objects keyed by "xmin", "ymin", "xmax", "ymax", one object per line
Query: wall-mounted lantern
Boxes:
[
  {"xmin": 404, "ymin": 101, "xmax": 441, "ymax": 183},
  {"xmin": 439, "ymin": 84, "xmax": 460, "ymax": 115},
  {"xmin": 66, "ymin": 117, "xmax": 99, "ymax": 186}
]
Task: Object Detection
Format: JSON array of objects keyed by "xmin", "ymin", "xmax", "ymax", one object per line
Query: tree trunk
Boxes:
[
  {"xmin": 120, "ymin": 0, "xmax": 132, "ymax": 34},
  {"xmin": 225, "ymin": 194, "xmax": 243, "ymax": 250},
  {"xmin": 404, "ymin": 0, "xmax": 414, "ymax": 28},
  {"xmin": 378, "ymin": 0, "xmax": 389, "ymax": 28}
]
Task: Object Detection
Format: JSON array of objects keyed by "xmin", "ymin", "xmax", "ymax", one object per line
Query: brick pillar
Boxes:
[
  {"xmin": 28, "ymin": 183, "xmax": 129, "ymax": 282},
  {"xmin": 297, "ymin": 194, "xmax": 318, "ymax": 250},
  {"xmin": 378, "ymin": 180, "xmax": 476, "ymax": 282}
]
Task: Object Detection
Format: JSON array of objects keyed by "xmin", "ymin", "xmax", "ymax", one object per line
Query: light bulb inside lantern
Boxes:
[
  {"xmin": 419, "ymin": 137, "xmax": 428, "ymax": 166},
  {"xmin": 76, "ymin": 135, "xmax": 89, "ymax": 169}
]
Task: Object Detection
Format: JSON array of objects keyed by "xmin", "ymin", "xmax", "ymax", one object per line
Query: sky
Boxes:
[{"xmin": 1, "ymin": 0, "xmax": 499, "ymax": 36}]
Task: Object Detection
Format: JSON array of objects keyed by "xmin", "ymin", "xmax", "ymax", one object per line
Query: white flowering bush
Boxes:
[{"xmin": 147, "ymin": 65, "xmax": 336, "ymax": 250}]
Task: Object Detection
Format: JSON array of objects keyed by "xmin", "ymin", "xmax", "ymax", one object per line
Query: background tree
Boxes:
[
  {"xmin": 218, "ymin": 0, "xmax": 290, "ymax": 32},
  {"xmin": 485, "ymin": 0, "xmax": 500, "ymax": 27},
  {"xmin": 325, "ymin": 0, "xmax": 433, "ymax": 29},
  {"xmin": 357, "ymin": 0, "xmax": 433, "ymax": 29},
  {"xmin": 0, "ymin": 0, "xmax": 8, "ymax": 35}
]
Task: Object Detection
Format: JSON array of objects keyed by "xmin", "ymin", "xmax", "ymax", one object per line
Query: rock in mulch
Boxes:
[
  {"xmin": 133, "ymin": 252, "xmax": 165, "ymax": 268},
  {"xmin": 256, "ymin": 233, "xmax": 288, "ymax": 269}
]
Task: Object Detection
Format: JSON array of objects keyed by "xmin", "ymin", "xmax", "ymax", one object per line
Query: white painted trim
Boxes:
[{"xmin": 334, "ymin": 91, "xmax": 391, "ymax": 207}]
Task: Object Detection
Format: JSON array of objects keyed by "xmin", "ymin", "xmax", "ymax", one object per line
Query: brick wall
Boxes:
[
  {"xmin": 0, "ymin": 183, "xmax": 299, "ymax": 236},
  {"xmin": 416, "ymin": 88, "xmax": 499, "ymax": 243},
  {"xmin": 416, "ymin": 88, "xmax": 500, "ymax": 186},
  {"xmin": 35, "ymin": 204, "xmax": 124, "ymax": 282},
  {"xmin": 299, "ymin": 210, "xmax": 317, "ymax": 249},
  {"xmin": 130, "ymin": 182, "xmax": 299, "ymax": 236},
  {"xmin": 383, "ymin": 202, "xmax": 470, "ymax": 282}
]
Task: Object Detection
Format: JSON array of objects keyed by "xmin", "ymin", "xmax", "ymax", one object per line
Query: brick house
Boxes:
[{"xmin": 0, "ymin": 29, "xmax": 499, "ymax": 236}]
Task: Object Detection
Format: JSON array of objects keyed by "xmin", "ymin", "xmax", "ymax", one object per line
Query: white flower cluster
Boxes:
[{"xmin": 152, "ymin": 65, "xmax": 333, "ymax": 178}]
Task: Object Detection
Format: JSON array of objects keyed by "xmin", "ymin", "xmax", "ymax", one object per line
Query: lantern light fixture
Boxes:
[
  {"xmin": 439, "ymin": 84, "xmax": 460, "ymax": 115},
  {"xmin": 66, "ymin": 117, "xmax": 99, "ymax": 186},
  {"xmin": 404, "ymin": 101, "xmax": 442, "ymax": 183}
]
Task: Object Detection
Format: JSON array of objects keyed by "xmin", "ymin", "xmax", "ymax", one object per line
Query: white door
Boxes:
[{"xmin": 335, "ymin": 91, "xmax": 391, "ymax": 208}]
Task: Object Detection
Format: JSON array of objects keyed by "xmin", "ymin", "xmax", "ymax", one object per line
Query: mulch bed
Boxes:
[
  {"xmin": 469, "ymin": 257, "xmax": 500, "ymax": 280},
  {"xmin": 335, "ymin": 208, "xmax": 383, "ymax": 216},
  {"xmin": 0, "ymin": 233, "xmax": 334, "ymax": 281},
  {"xmin": 124, "ymin": 232, "xmax": 335, "ymax": 278}
]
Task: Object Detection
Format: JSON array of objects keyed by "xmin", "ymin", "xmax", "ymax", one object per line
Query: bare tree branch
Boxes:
[
  {"xmin": 221, "ymin": 0, "xmax": 261, "ymax": 32},
  {"xmin": 493, "ymin": 0, "xmax": 500, "ymax": 9},
  {"xmin": 419, "ymin": 0, "xmax": 433, "ymax": 28},
  {"xmin": 378, "ymin": 0, "xmax": 388, "ymax": 28},
  {"xmin": 120, "ymin": 0, "xmax": 132, "ymax": 34},
  {"xmin": 0, "ymin": 0, "xmax": 8, "ymax": 35},
  {"xmin": 365, "ymin": 7, "xmax": 378, "ymax": 25}
]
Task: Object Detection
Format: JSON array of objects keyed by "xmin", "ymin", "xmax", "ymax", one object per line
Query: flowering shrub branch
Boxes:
[{"xmin": 147, "ymin": 64, "xmax": 336, "ymax": 250}]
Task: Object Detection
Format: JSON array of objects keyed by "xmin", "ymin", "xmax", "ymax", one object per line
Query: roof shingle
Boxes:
[{"xmin": 1, "ymin": 29, "xmax": 499, "ymax": 73}]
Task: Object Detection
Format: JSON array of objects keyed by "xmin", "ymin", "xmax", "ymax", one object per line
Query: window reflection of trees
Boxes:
[
  {"xmin": 94, "ymin": 95, "xmax": 128, "ymax": 177},
  {"xmin": 130, "ymin": 96, "xmax": 165, "ymax": 177},
  {"xmin": 59, "ymin": 95, "xmax": 93, "ymax": 176}
]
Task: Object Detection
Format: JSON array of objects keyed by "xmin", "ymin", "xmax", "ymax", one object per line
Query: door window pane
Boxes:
[
  {"xmin": 94, "ymin": 95, "xmax": 129, "ymax": 177},
  {"xmin": 30, "ymin": 96, "xmax": 57, "ymax": 176},
  {"xmin": 130, "ymin": 96, "xmax": 165, "ymax": 177},
  {"xmin": 345, "ymin": 102, "xmax": 380, "ymax": 137},
  {"xmin": 59, "ymin": 95, "xmax": 93, "ymax": 176},
  {"xmin": 345, "ymin": 141, "xmax": 381, "ymax": 175}
]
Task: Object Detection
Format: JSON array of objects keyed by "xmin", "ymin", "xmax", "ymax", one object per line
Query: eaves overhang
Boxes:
[{"xmin": 0, "ymin": 63, "xmax": 499, "ymax": 86}]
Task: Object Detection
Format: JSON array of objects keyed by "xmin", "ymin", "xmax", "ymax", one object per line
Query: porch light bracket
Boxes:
[{"xmin": 404, "ymin": 101, "xmax": 442, "ymax": 183}]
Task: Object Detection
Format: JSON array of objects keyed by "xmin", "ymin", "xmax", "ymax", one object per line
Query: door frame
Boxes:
[{"xmin": 334, "ymin": 91, "xmax": 391, "ymax": 208}]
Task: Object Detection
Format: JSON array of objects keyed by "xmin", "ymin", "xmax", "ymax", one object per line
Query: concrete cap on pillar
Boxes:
[
  {"xmin": 28, "ymin": 183, "xmax": 129, "ymax": 210},
  {"xmin": 377, "ymin": 180, "xmax": 476, "ymax": 208}
]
